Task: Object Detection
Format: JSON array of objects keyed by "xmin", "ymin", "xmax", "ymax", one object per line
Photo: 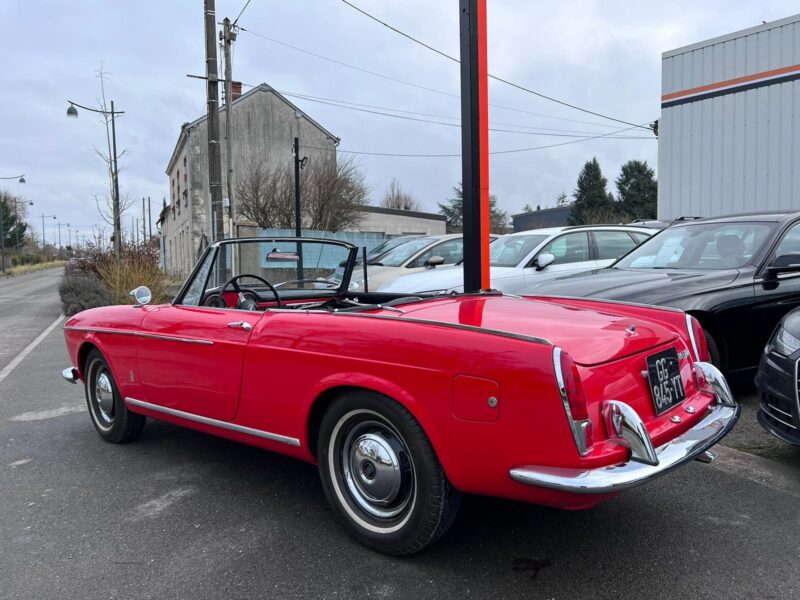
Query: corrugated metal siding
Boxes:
[{"xmin": 659, "ymin": 16, "xmax": 800, "ymax": 219}]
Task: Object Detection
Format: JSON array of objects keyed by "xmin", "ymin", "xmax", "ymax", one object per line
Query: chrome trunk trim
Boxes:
[{"xmin": 124, "ymin": 397, "xmax": 301, "ymax": 447}]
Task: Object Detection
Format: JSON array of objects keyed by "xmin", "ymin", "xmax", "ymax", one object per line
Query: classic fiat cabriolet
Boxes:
[{"xmin": 62, "ymin": 237, "xmax": 739, "ymax": 555}]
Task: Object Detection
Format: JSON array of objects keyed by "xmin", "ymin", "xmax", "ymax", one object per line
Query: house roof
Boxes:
[{"xmin": 165, "ymin": 83, "xmax": 340, "ymax": 175}]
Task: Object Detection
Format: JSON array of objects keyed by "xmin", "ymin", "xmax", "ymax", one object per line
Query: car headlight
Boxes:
[{"xmin": 768, "ymin": 324, "xmax": 800, "ymax": 356}]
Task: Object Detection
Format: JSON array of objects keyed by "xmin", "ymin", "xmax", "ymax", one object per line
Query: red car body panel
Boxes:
[{"xmin": 63, "ymin": 293, "xmax": 718, "ymax": 510}]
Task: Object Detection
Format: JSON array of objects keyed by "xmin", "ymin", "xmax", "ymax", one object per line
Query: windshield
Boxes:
[
  {"xmin": 178, "ymin": 238, "xmax": 356, "ymax": 307},
  {"xmin": 615, "ymin": 222, "xmax": 774, "ymax": 270},
  {"xmin": 372, "ymin": 236, "xmax": 437, "ymax": 267},
  {"xmin": 367, "ymin": 235, "xmax": 421, "ymax": 258},
  {"xmin": 489, "ymin": 234, "xmax": 547, "ymax": 267}
]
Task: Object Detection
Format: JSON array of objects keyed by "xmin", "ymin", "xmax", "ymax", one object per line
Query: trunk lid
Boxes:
[{"xmin": 396, "ymin": 296, "xmax": 677, "ymax": 366}]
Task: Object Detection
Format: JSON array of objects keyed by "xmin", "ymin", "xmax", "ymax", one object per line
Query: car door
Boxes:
[
  {"xmin": 591, "ymin": 229, "xmax": 641, "ymax": 267},
  {"xmin": 753, "ymin": 219, "xmax": 800, "ymax": 359},
  {"xmin": 136, "ymin": 306, "xmax": 264, "ymax": 422},
  {"xmin": 522, "ymin": 231, "xmax": 596, "ymax": 289}
]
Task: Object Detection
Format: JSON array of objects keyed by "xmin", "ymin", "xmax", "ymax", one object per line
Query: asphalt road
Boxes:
[{"xmin": 1, "ymin": 270, "xmax": 799, "ymax": 599}]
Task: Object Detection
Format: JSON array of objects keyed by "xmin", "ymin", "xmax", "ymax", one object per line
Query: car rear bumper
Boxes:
[{"xmin": 509, "ymin": 362, "xmax": 739, "ymax": 495}]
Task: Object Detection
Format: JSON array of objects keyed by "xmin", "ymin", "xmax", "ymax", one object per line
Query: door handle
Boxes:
[{"xmin": 227, "ymin": 321, "xmax": 252, "ymax": 332}]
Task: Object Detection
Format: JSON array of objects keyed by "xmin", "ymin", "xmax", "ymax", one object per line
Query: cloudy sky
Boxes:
[{"xmin": 2, "ymin": 0, "xmax": 795, "ymax": 244}]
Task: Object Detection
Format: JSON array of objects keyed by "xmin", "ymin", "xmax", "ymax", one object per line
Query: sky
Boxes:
[{"xmin": 2, "ymin": 0, "xmax": 796, "ymax": 246}]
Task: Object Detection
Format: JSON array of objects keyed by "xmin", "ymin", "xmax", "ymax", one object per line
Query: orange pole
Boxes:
[{"xmin": 477, "ymin": 0, "xmax": 490, "ymax": 290}]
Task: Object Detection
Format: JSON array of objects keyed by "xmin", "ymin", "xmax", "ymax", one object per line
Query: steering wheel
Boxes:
[{"xmin": 216, "ymin": 274, "xmax": 282, "ymax": 310}]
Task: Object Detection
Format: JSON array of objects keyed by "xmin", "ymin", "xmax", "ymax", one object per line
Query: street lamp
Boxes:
[
  {"xmin": 57, "ymin": 222, "xmax": 70, "ymax": 258},
  {"xmin": 66, "ymin": 99, "xmax": 125, "ymax": 255},
  {"xmin": 41, "ymin": 213, "xmax": 56, "ymax": 252},
  {"xmin": 0, "ymin": 175, "xmax": 25, "ymax": 273},
  {"xmin": 0, "ymin": 174, "xmax": 25, "ymax": 183},
  {"xmin": 13, "ymin": 199, "xmax": 33, "ymax": 255}
]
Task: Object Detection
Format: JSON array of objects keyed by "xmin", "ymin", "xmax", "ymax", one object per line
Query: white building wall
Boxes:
[{"xmin": 659, "ymin": 14, "xmax": 800, "ymax": 219}]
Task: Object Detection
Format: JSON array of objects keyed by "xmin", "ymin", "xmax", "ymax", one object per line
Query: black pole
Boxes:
[
  {"xmin": 293, "ymin": 136, "xmax": 304, "ymax": 281},
  {"xmin": 0, "ymin": 201, "xmax": 5, "ymax": 273},
  {"xmin": 362, "ymin": 246, "xmax": 369, "ymax": 293},
  {"xmin": 459, "ymin": 0, "xmax": 487, "ymax": 293},
  {"xmin": 14, "ymin": 199, "xmax": 19, "ymax": 255},
  {"xmin": 110, "ymin": 101, "xmax": 122, "ymax": 256}
]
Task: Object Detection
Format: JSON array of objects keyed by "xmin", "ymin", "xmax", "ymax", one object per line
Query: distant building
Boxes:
[
  {"xmin": 659, "ymin": 14, "xmax": 800, "ymax": 219},
  {"xmin": 160, "ymin": 83, "xmax": 339, "ymax": 276},
  {"xmin": 354, "ymin": 206, "xmax": 446, "ymax": 236},
  {"xmin": 512, "ymin": 206, "xmax": 572, "ymax": 232}
]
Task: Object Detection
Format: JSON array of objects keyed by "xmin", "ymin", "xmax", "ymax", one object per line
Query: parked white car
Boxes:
[
  {"xmin": 347, "ymin": 233, "xmax": 498, "ymax": 291},
  {"xmin": 377, "ymin": 225, "xmax": 656, "ymax": 294}
]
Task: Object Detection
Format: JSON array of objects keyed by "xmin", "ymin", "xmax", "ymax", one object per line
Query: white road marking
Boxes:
[
  {"xmin": 8, "ymin": 458, "xmax": 32, "ymax": 468},
  {"xmin": 11, "ymin": 404, "xmax": 84, "ymax": 422},
  {"xmin": 129, "ymin": 488, "xmax": 196, "ymax": 521},
  {"xmin": 0, "ymin": 314, "xmax": 64, "ymax": 387}
]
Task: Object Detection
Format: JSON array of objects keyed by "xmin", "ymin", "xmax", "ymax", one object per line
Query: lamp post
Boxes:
[
  {"xmin": 0, "ymin": 174, "xmax": 25, "ymax": 272},
  {"xmin": 67, "ymin": 100, "xmax": 125, "ymax": 255},
  {"xmin": 41, "ymin": 213, "xmax": 56, "ymax": 253},
  {"xmin": 13, "ymin": 199, "xmax": 33, "ymax": 255},
  {"xmin": 57, "ymin": 222, "xmax": 70, "ymax": 259}
]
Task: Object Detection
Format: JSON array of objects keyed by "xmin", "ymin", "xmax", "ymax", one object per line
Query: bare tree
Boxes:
[
  {"xmin": 304, "ymin": 157, "xmax": 368, "ymax": 232},
  {"xmin": 94, "ymin": 193, "xmax": 135, "ymax": 228},
  {"xmin": 380, "ymin": 178, "xmax": 419, "ymax": 211},
  {"xmin": 235, "ymin": 160, "xmax": 295, "ymax": 228}
]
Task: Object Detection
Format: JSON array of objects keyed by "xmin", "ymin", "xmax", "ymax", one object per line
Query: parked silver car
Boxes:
[{"xmin": 377, "ymin": 225, "xmax": 655, "ymax": 294}]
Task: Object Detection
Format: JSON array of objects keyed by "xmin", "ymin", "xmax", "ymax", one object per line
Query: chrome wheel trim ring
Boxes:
[
  {"xmin": 88, "ymin": 361, "xmax": 115, "ymax": 431},
  {"xmin": 328, "ymin": 409, "xmax": 417, "ymax": 534}
]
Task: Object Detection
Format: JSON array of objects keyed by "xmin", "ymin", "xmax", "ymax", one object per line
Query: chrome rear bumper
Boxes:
[
  {"xmin": 509, "ymin": 362, "xmax": 739, "ymax": 494},
  {"xmin": 62, "ymin": 367, "xmax": 79, "ymax": 384}
]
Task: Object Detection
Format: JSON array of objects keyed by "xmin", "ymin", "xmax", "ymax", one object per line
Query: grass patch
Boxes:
[{"xmin": 4, "ymin": 261, "xmax": 66, "ymax": 276}]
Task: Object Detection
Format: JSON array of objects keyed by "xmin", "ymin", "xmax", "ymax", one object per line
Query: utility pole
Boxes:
[
  {"xmin": 0, "ymin": 202, "xmax": 5, "ymax": 273},
  {"xmin": 147, "ymin": 196, "xmax": 152, "ymax": 240},
  {"xmin": 204, "ymin": 0, "xmax": 224, "ymax": 243},
  {"xmin": 293, "ymin": 136, "xmax": 306, "ymax": 281},
  {"xmin": 142, "ymin": 197, "xmax": 147, "ymax": 243},
  {"xmin": 222, "ymin": 17, "xmax": 236, "ymax": 226}
]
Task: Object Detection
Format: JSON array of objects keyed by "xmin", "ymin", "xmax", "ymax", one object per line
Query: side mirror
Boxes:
[
  {"xmin": 535, "ymin": 252, "xmax": 555, "ymax": 271},
  {"xmin": 767, "ymin": 254, "xmax": 800, "ymax": 277},
  {"xmin": 425, "ymin": 255, "xmax": 445, "ymax": 269},
  {"xmin": 129, "ymin": 286, "xmax": 152, "ymax": 306}
]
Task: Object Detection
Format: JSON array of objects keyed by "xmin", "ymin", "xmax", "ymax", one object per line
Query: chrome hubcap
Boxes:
[
  {"xmin": 94, "ymin": 370, "xmax": 114, "ymax": 424},
  {"xmin": 341, "ymin": 421, "xmax": 413, "ymax": 519}
]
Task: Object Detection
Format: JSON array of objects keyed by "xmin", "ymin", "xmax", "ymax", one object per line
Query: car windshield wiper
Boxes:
[{"xmin": 368, "ymin": 261, "xmax": 383, "ymax": 266}]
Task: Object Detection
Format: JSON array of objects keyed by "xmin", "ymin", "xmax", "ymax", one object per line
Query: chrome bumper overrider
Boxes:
[
  {"xmin": 61, "ymin": 367, "xmax": 79, "ymax": 384},
  {"xmin": 509, "ymin": 361, "xmax": 740, "ymax": 494}
]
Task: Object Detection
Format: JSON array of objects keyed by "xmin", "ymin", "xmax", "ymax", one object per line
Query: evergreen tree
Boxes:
[
  {"xmin": 0, "ymin": 190, "xmax": 28, "ymax": 250},
  {"xmin": 616, "ymin": 159, "xmax": 657, "ymax": 220},
  {"xmin": 438, "ymin": 183, "xmax": 508, "ymax": 233},
  {"xmin": 568, "ymin": 158, "xmax": 617, "ymax": 225},
  {"xmin": 522, "ymin": 203, "xmax": 534, "ymax": 213},
  {"xmin": 555, "ymin": 192, "xmax": 569, "ymax": 207}
]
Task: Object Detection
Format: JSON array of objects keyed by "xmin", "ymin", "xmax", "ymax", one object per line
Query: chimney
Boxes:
[{"xmin": 231, "ymin": 81, "xmax": 242, "ymax": 101}]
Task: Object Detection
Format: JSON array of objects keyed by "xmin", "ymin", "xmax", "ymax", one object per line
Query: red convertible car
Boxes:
[{"xmin": 62, "ymin": 237, "xmax": 739, "ymax": 554}]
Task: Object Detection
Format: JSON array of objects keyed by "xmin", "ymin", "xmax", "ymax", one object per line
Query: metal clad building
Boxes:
[{"xmin": 659, "ymin": 14, "xmax": 800, "ymax": 219}]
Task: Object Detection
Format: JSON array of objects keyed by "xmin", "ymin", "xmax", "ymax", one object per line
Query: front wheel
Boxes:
[
  {"xmin": 84, "ymin": 349, "xmax": 146, "ymax": 443},
  {"xmin": 317, "ymin": 391, "xmax": 460, "ymax": 555}
]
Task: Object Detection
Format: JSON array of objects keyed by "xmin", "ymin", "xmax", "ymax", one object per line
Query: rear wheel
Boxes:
[
  {"xmin": 84, "ymin": 349, "xmax": 146, "ymax": 443},
  {"xmin": 317, "ymin": 391, "xmax": 460, "ymax": 555},
  {"xmin": 704, "ymin": 329, "xmax": 723, "ymax": 369}
]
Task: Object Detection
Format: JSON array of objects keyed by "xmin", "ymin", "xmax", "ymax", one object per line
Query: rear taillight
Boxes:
[
  {"xmin": 686, "ymin": 315, "xmax": 710, "ymax": 362},
  {"xmin": 554, "ymin": 348, "xmax": 593, "ymax": 456}
]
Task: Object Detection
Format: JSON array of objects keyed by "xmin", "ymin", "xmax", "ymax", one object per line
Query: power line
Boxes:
[
  {"xmin": 232, "ymin": 0, "xmax": 252, "ymax": 26},
  {"xmin": 237, "ymin": 27, "xmax": 626, "ymax": 129},
  {"xmin": 340, "ymin": 0, "xmax": 652, "ymax": 131},
  {"xmin": 281, "ymin": 92, "xmax": 653, "ymax": 139},
  {"xmin": 300, "ymin": 123, "xmax": 651, "ymax": 158}
]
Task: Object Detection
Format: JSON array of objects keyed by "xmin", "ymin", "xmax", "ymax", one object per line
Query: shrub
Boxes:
[
  {"xmin": 94, "ymin": 246, "xmax": 169, "ymax": 305},
  {"xmin": 59, "ymin": 275, "xmax": 115, "ymax": 316}
]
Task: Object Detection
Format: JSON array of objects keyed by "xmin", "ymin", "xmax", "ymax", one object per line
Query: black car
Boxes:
[
  {"xmin": 531, "ymin": 212, "xmax": 800, "ymax": 380},
  {"xmin": 755, "ymin": 309, "xmax": 800, "ymax": 445}
]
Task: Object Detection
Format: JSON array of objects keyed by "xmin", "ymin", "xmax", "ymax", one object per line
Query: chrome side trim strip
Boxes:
[
  {"xmin": 328, "ymin": 312, "xmax": 553, "ymax": 346},
  {"xmin": 763, "ymin": 404, "xmax": 798, "ymax": 429},
  {"xmin": 685, "ymin": 313, "xmax": 700, "ymax": 360},
  {"xmin": 124, "ymin": 397, "xmax": 301, "ymax": 447},
  {"xmin": 65, "ymin": 326, "xmax": 214, "ymax": 346}
]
